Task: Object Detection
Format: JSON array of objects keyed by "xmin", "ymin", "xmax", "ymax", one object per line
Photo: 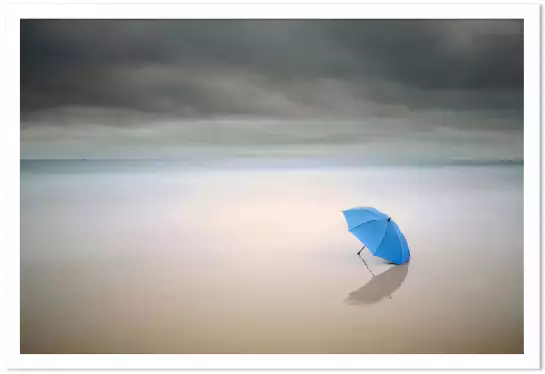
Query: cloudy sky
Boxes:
[{"xmin": 20, "ymin": 20, "xmax": 523, "ymax": 161}]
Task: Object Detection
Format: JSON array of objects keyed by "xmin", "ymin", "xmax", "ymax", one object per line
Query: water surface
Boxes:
[{"xmin": 21, "ymin": 160, "xmax": 523, "ymax": 353}]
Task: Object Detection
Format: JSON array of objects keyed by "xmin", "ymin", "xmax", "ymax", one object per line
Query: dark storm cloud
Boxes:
[{"xmin": 21, "ymin": 19, "xmax": 523, "ymax": 123}]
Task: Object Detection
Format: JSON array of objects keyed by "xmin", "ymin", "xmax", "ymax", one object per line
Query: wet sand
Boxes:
[{"xmin": 20, "ymin": 161, "xmax": 523, "ymax": 353}]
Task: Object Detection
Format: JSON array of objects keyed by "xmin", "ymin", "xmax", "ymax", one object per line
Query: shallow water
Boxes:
[{"xmin": 20, "ymin": 161, "xmax": 523, "ymax": 353}]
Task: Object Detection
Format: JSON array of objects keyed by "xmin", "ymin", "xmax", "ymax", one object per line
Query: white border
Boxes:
[{"xmin": 5, "ymin": 3, "xmax": 540, "ymax": 370}]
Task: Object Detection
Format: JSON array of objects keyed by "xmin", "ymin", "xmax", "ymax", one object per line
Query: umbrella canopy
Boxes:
[
  {"xmin": 345, "ymin": 262, "xmax": 409, "ymax": 305},
  {"xmin": 342, "ymin": 207, "xmax": 410, "ymax": 265}
]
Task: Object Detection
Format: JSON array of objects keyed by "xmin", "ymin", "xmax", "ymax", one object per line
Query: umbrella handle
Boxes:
[{"xmin": 357, "ymin": 245, "xmax": 366, "ymax": 256}]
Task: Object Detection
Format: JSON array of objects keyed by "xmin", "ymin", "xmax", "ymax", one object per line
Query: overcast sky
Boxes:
[{"xmin": 20, "ymin": 20, "xmax": 523, "ymax": 161}]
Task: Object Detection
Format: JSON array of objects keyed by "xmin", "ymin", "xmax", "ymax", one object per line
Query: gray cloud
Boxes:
[
  {"xmin": 21, "ymin": 20, "xmax": 522, "ymax": 117},
  {"xmin": 20, "ymin": 19, "xmax": 523, "ymax": 160}
]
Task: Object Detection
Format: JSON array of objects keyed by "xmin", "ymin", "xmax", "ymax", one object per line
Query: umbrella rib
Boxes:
[
  {"xmin": 348, "ymin": 218, "xmax": 382, "ymax": 231},
  {"xmin": 350, "ymin": 219, "xmax": 388, "ymax": 256},
  {"xmin": 369, "ymin": 222, "xmax": 390, "ymax": 258}
]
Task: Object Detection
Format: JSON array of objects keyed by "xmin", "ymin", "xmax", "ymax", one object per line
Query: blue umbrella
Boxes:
[{"xmin": 342, "ymin": 207, "xmax": 410, "ymax": 265}]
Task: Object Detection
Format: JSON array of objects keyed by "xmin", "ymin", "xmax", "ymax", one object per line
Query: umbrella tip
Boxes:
[{"xmin": 387, "ymin": 217, "xmax": 391, "ymax": 221}]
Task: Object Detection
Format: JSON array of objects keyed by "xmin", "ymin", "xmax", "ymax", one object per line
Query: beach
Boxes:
[{"xmin": 20, "ymin": 160, "xmax": 523, "ymax": 354}]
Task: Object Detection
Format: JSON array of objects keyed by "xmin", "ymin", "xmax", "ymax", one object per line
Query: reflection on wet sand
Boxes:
[{"xmin": 346, "ymin": 261, "xmax": 409, "ymax": 305}]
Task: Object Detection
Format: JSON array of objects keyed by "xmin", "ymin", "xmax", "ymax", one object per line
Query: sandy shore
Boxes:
[{"xmin": 20, "ymin": 162, "xmax": 523, "ymax": 353}]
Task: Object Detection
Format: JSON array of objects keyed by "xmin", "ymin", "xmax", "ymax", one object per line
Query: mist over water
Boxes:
[{"xmin": 20, "ymin": 160, "xmax": 523, "ymax": 354}]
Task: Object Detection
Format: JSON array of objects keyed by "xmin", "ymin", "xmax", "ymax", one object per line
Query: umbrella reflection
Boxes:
[{"xmin": 345, "ymin": 261, "xmax": 409, "ymax": 306}]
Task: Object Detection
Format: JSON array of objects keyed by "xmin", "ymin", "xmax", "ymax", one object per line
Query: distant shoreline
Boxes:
[{"xmin": 20, "ymin": 157, "xmax": 523, "ymax": 174}]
